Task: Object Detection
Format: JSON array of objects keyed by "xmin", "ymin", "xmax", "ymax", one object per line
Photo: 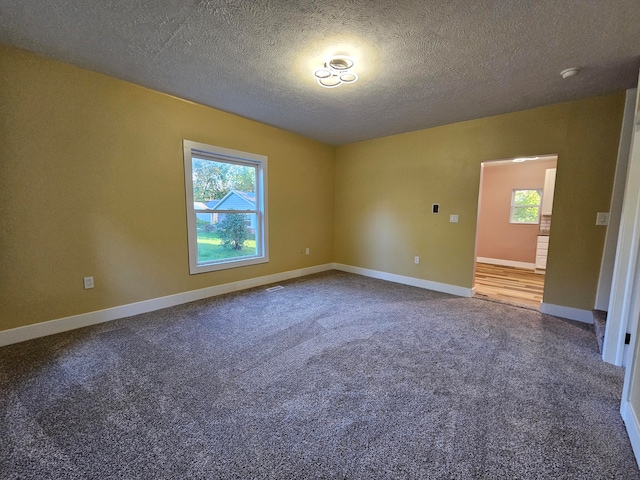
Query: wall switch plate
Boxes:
[
  {"xmin": 450, "ymin": 214, "xmax": 459, "ymax": 223},
  {"xmin": 305, "ymin": 247, "xmax": 310, "ymax": 255},
  {"xmin": 596, "ymin": 212, "xmax": 609, "ymax": 226},
  {"xmin": 83, "ymin": 276, "xmax": 94, "ymax": 289},
  {"xmin": 414, "ymin": 256, "xmax": 420, "ymax": 264},
  {"xmin": 432, "ymin": 204, "xmax": 439, "ymax": 214}
]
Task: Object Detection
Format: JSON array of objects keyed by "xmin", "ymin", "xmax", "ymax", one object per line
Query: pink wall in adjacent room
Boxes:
[{"xmin": 476, "ymin": 158, "xmax": 557, "ymax": 264}]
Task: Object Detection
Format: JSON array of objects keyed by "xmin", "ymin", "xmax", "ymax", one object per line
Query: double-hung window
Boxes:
[
  {"xmin": 510, "ymin": 189, "xmax": 541, "ymax": 224},
  {"xmin": 183, "ymin": 140, "xmax": 268, "ymax": 274}
]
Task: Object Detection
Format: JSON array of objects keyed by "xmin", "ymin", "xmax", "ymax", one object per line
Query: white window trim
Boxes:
[
  {"xmin": 510, "ymin": 188, "xmax": 541, "ymax": 224},
  {"xmin": 183, "ymin": 140, "xmax": 268, "ymax": 274}
]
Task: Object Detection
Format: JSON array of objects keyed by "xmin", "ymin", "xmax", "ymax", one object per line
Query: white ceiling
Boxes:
[{"xmin": 1, "ymin": 1, "xmax": 639, "ymax": 145}]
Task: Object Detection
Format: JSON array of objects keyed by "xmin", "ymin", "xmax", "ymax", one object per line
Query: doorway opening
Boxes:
[{"xmin": 473, "ymin": 154, "xmax": 558, "ymax": 308}]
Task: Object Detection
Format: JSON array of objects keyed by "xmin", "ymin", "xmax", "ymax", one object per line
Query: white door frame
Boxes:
[
  {"xmin": 603, "ymin": 88, "xmax": 640, "ymax": 366},
  {"xmin": 596, "ymin": 89, "xmax": 636, "ymax": 311}
]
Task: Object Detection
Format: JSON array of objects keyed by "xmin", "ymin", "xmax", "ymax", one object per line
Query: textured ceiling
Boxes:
[{"xmin": 1, "ymin": 1, "xmax": 639, "ymax": 145}]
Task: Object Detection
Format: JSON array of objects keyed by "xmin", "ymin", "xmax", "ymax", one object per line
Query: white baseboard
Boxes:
[
  {"xmin": 540, "ymin": 302, "xmax": 594, "ymax": 324},
  {"xmin": 333, "ymin": 263, "xmax": 473, "ymax": 298},
  {"xmin": 476, "ymin": 257, "xmax": 535, "ymax": 270},
  {"xmin": 0, "ymin": 263, "xmax": 334, "ymax": 347},
  {"xmin": 621, "ymin": 400, "xmax": 640, "ymax": 468},
  {"xmin": 5, "ymin": 262, "xmax": 579, "ymax": 347}
]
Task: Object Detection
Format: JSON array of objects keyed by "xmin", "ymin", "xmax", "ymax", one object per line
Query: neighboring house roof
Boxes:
[
  {"xmin": 214, "ymin": 190, "xmax": 256, "ymax": 210},
  {"xmin": 205, "ymin": 200, "xmax": 220, "ymax": 209},
  {"xmin": 234, "ymin": 191, "xmax": 255, "ymax": 204},
  {"xmin": 194, "ymin": 201, "xmax": 209, "ymax": 211}
]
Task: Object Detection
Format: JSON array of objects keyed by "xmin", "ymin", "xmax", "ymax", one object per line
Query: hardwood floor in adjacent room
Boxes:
[{"xmin": 474, "ymin": 262, "xmax": 545, "ymax": 308}]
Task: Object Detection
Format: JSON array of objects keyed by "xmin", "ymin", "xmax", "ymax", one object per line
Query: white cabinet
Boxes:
[
  {"xmin": 541, "ymin": 168, "xmax": 556, "ymax": 215},
  {"xmin": 535, "ymin": 235, "xmax": 549, "ymax": 271}
]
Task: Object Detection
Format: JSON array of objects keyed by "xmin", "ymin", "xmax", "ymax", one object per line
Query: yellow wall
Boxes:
[
  {"xmin": 0, "ymin": 45, "xmax": 335, "ymax": 331},
  {"xmin": 0, "ymin": 44, "xmax": 627, "ymax": 334},
  {"xmin": 335, "ymin": 93, "xmax": 625, "ymax": 310}
]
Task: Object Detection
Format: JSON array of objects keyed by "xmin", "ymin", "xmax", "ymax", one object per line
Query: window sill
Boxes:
[{"xmin": 189, "ymin": 255, "xmax": 268, "ymax": 275}]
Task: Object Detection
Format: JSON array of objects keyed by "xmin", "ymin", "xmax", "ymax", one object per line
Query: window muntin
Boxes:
[
  {"xmin": 184, "ymin": 140, "xmax": 268, "ymax": 274},
  {"xmin": 510, "ymin": 189, "xmax": 541, "ymax": 224}
]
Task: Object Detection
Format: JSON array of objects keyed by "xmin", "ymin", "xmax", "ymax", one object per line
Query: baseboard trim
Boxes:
[
  {"xmin": 540, "ymin": 302, "xmax": 594, "ymax": 324},
  {"xmin": 0, "ymin": 263, "xmax": 334, "ymax": 347},
  {"xmin": 476, "ymin": 257, "xmax": 535, "ymax": 270},
  {"xmin": 621, "ymin": 400, "xmax": 640, "ymax": 468},
  {"xmin": 333, "ymin": 263, "xmax": 473, "ymax": 298}
]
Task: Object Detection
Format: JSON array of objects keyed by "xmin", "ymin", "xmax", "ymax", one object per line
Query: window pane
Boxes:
[
  {"xmin": 197, "ymin": 213, "xmax": 258, "ymax": 264},
  {"xmin": 514, "ymin": 189, "xmax": 541, "ymax": 206},
  {"xmin": 192, "ymin": 157, "xmax": 256, "ymax": 205},
  {"xmin": 191, "ymin": 157, "xmax": 258, "ymax": 265},
  {"xmin": 513, "ymin": 206, "xmax": 539, "ymax": 223}
]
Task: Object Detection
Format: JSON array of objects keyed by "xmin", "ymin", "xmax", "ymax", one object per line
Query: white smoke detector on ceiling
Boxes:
[{"xmin": 560, "ymin": 67, "xmax": 581, "ymax": 79}]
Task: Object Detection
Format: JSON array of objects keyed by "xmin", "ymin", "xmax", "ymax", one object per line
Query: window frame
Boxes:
[
  {"xmin": 510, "ymin": 188, "xmax": 542, "ymax": 224},
  {"xmin": 183, "ymin": 140, "xmax": 268, "ymax": 274}
]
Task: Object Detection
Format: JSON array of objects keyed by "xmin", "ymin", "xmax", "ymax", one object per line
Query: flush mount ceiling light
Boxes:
[
  {"xmin": 560, "ymin": 67, "xmax": 581, "ymax": 79},
  {"xmin": 313, "ymin": 56, "xmax": 358, "ymax": 88}
]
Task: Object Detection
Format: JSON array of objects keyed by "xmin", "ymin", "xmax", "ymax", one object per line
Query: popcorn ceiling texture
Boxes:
[{"xmin": 0, "ymin": 0, "xmax": 638, "ymax": 145}]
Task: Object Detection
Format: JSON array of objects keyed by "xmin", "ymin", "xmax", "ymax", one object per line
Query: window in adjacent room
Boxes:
[
  {"xmin": 510, "ymin": 189, "xmax": 541, "ymax": 224},
  {"xmin": 183, "ymin": 140, "xmax": 268, "ymax": 274}
]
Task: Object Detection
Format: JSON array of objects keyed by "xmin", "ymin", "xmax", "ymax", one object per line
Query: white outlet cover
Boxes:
[
  {"xmin": 450, "ymin": 214, "xmax": 459, "ymax": 223},
  {"xmin": 83, "ymin": 276, "xmax": 94, "ymax": 289},
  {"xmin": 596, "ymin": 212, "xmax": 609, "ymax": 226}
]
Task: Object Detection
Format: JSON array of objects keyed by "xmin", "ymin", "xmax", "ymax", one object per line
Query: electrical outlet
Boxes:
[
  {"xmin": 414, "ymin": 256, "xmax": 420, "ymax": 264},
  {"xmin": 596, "ymin": 212, "xmax": 609, "ymax": 226},
  {"xmin": 450, "ymin": 214, "xmax": 459, "ymax": 223},
  {"xmin": 432, "ymin": 204, "xmax": 439, "ymax": 214},
  {"xmin": 83, "ymin": 276, "xmax": 94, "ymax": 289},
  {"xmin": 305, "ymin": 247, "xmax": 310, "ymax": 255}
]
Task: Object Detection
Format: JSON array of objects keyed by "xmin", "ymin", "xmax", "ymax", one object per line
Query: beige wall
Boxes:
[
  {"xmin": 335, "ymin": 93, "xmax": 624, "ymax": 310},
  {"xmin": 0, "ymin": 45, "xmax": 335, "ymax": 331},
  {"xmin": 476, "ymin": 159, "xmax": 557, "ymax": 263},
  {"xmin": 0, "ymin": 44, "xmax": 627, "ymax": 333}
]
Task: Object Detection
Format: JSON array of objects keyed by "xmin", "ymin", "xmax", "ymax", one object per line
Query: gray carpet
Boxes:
[{"xmin": 1, "ymin": 270, "xmax": 638, "ymax": 479}]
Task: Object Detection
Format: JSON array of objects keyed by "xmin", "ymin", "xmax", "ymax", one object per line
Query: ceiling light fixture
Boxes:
[
  {"xmin": 560, "ymin": 67, "xmax": 581, "ymax": 79},
  {"xmin": 314, "ymin": 56, "xmax": 358, "ymax": 88}
]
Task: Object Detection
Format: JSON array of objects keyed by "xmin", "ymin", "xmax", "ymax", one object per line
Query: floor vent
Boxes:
[{"xmin": 266, "ymin": 285, "xmax": 284, "ymax": 292}]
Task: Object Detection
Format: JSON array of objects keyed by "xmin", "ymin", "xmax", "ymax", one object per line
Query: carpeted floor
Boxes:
[{"xmin": 1, "ymin": 270, "xmax": 638, "ymax": 479}]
